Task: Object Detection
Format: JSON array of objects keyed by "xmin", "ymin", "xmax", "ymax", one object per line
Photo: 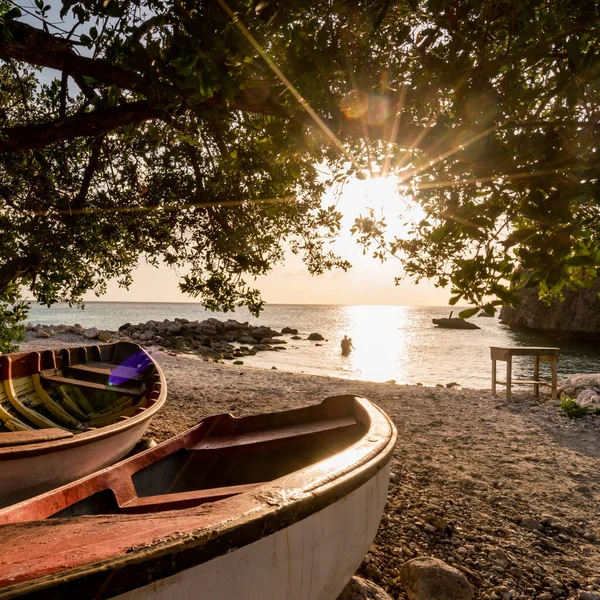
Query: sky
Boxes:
[{"xmin": 86, "ymin": 176, "xmax": 452, "ymax": 306}]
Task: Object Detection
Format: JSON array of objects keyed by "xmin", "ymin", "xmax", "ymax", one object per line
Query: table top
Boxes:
[{"xmin": 490, "ymin": 346, "xmax": 560, "ymax": 357}]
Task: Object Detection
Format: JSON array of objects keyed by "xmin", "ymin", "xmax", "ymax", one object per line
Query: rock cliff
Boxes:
[{"xmin": 499, "ymin": 280, "xmax": 600, "ymax": 340}]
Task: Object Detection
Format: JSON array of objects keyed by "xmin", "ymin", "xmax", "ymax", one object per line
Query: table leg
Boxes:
[
  {"xmin": 491, "ymin": 359, "xmax": 497, "ymax": 396},
  {"xmin": 533, "ymin": 356, "xmax": 540, "ymax": 398},
  {"xmin": 551, "ymin": 357, "xmax": 558, "ymax": 400},
  {"xmin": 506, "ymin": 359, "xmax": 512, "ymax": 401}
]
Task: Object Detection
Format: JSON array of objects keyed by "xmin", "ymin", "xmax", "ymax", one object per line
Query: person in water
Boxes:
[{"xmin": 341, "ymin": 335, "xmax": 355, "ymax": 355}]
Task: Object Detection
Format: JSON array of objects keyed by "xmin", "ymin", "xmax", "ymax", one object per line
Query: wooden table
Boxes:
[{"xmin": 490, "ymin": 346, "xmax": 560, "ymax": 401}]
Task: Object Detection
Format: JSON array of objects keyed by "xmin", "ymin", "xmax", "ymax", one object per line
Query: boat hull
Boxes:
[
  {"xmin": 0, "ymin": 418, "xmax": 151, "ymax": 508},
  {"xmin": 116, "ymin": 461, "xmax": 390, "ymax": 600},
  {"xmin": 0, "ymin": 342, "xmax": 166, "ymax": 508},
  {"xmin": 0, "ymin": 396, "xmax": 396, "ymax": 600}
]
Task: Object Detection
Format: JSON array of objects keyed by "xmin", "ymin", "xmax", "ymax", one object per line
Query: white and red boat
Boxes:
[
  {"xmin": 0, "ymin": 395, "xmax": 396, "ymax": 600},
  {"xmin": 0, "ymin": 341, "xmax": 166, "ymax": 508}
]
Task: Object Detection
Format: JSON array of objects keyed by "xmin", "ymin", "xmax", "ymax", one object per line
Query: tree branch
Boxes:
[
  {"xmin": 6, "ymin": 59, "xmax": 30, "ymax": 118},
  {"xmin": 72, "ymin": 136, "xmax": 104, "ymax": 211},
  {"xmin": 0, "ymin": 256, "xmax": 41, "ymax": 291},
  {"xmin": 0, "ymin": 21, "xmax": 149, "ymax": 95},
  {"xmin": 0, "ymin": 101, "xmax": 163, "ymax": 153}
]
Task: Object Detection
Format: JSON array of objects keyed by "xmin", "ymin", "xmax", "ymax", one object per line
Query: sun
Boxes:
[{"xmin": 337, "ymin": 174, "xmax": 424, "ymax": 239}]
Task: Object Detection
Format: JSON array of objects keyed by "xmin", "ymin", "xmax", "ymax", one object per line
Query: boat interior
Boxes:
[
  {"xmin": 2, "ymin": 396, "xmax": 369, "ymax": 523},
  {"xmin": 0, "ymin": 343, "xmax": 162, "ymax": 440}
]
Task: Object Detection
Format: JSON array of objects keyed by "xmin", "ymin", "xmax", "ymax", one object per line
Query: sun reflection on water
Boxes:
[{"xmin": 333, "ymin": 305, "xmax": 414, "ymax": 383}]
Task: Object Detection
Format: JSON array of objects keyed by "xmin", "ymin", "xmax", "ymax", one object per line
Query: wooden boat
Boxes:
[
  {"xmin": 0, "ymin": 395, "xmax": 396, "ymax": 600},
  {"xmin": 0, "ymin": 341, "xmax": 166, "ymax": 508},
  {"xmin": 432, "ymin": 317, "xmax": 481, "ymax": 330}
]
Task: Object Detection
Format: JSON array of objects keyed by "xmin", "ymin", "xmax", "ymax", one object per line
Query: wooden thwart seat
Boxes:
[
  {"xmin": 65, "ymin": 362, "xmax": 145, "ymax": 383},
  {"xmin": 193, "ymin": 416, "xmax": 358, "ymax": 451},
  {"xmin": 40, "ymin": 373, "xmax": 141, "ymax": 397},
  {"xmin": 119, "ymin": 482, "xmax": 264, "ymax": 513}
]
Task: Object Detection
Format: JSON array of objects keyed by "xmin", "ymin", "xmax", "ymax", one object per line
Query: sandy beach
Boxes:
[{"xmin": 18, "ymin": 334, "xmax": 600, "ymax": 599}]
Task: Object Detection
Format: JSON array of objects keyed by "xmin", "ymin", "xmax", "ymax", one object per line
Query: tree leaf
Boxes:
[{"xmin": 3, "ymin": 6, "xmax": 22, "ymax": 20}]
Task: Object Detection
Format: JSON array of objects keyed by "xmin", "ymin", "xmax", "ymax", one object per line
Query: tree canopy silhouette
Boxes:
[{"xmin": 0, "ymin": 0, "xmax": 598, "ymax": 339}]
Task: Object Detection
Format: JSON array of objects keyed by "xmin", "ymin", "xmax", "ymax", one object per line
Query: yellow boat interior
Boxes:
[{"xmin": 0, "ymin": 342, "xmax": 163, "ymax": 441}]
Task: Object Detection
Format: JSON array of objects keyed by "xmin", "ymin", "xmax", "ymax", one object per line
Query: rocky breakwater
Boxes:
[
  {"xmin": 24, "ymin": 320, "xmax": 323, "ymax": 364},
  {"xmin": 27, "ymin": 323, "xmax": 113, "ymax": 342},
  {"xmin": 117, "ymin": 318, "xmax": 302, "ymax": 362}
]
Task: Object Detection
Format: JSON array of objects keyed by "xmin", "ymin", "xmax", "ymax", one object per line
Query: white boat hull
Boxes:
[{"xmin": 116, "ymin": 462, "xmax": 391, "ymax": 600}]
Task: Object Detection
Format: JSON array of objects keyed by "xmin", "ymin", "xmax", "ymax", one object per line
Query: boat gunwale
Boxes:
[
  {"xmin": 0, "ymin": 343, "xmax": 166, "ymax": 460},
  {"xmin": 0, "ymin": 395, "xmax": 397, "ymax": 600}
]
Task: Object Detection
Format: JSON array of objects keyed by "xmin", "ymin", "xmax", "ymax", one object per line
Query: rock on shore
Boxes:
[
  {"xmin": 558, "ymin": 374, "xmax": 600, "ymax": 409},
  {"xmin": 400, "ymin": 557, "xmax": 474, "ymax": 599}
]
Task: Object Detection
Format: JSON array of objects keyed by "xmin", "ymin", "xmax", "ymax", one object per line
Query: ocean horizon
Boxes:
[{"xmin": 26, "ymin": 301, "xmax": 600, "ymax": 389}]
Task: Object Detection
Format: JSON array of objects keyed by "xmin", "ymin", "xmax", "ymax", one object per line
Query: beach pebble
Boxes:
[
  {"xmin": 424, "ymin": 513, "xmax": 448, "ymax": 531},
  {"xmin": 98, "ymin": 330, "xmax": 112, "ymax": 342},
  {"xmin": 130, "ymin": 438, "xmax": 157, "ymax": 454},
  {"xmin": 490, "ymin": 548, "xmax": 510, "ymax": 567},
  {"xmin": 579, "ymin": 592, "xmax": 600, "ymax": 600},
  {"xmin": 336, "ymin": 575, "xmax": 393, "ymax": 599},
  {"xmin": 520, "ymin": 516, "xmax": 543, "ymax": 531},
  {"xmin": 400, "ymin": 556, "xmax": 474, "ymax": 600},
  {"xmin": 83, "ymin": 327, "xmax": 99, "ymax": 339}
]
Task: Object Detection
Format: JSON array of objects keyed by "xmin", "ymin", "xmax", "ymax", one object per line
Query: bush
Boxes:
[
  {"xmin": 0, "ymin": 284, "xmax": 29, "ymax": 354},
  {"xmin": 560, "ymin": 397, "xmax": 600, "ymax": 419}
]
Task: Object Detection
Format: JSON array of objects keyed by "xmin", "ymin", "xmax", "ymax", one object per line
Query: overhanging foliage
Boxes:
[{"xmin": 0, "ymin": 0, "xmax": 598, "ymax": 323}]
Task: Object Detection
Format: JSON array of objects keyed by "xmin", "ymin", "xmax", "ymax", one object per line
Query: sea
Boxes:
[{"xmin": 26, "ymin": 302, "xmax": 600, "ymax": 389}]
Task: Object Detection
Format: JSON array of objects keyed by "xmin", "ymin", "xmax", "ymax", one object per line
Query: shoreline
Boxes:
[
  {"xmin": 22, "ymin": 307, "xmax": 600, "ymax": 390},
  {"xmin": 19, "ymin": 326, "xmax": 472, "ymax": 389},
  {"xmin": 14, "ymin": 335, "xmax": 600, "ymax": 597}
]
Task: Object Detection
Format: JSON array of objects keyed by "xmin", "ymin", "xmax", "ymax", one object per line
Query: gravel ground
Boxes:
[{"xmin": 18, "ymin": 335, "xmax": 600, "ymax": 599}]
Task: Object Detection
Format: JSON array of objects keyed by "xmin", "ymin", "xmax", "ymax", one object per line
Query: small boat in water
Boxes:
[
  {"xmin": 432, "ymin": 317, "xmax": 480, "ymax": 330},
  {"xmin": 0, "ymin": 395, "xmax": 396, "ymax": 600},
  {"xmin": 0, "ymin": 341, "xmax": 165, "ymax": 508}
]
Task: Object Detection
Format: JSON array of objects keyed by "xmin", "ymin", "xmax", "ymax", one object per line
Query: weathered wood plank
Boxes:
[
  {"xmin": 120, "ymin": 482, "xmax": 265, "ymax": 513},
  {"xmin": 193, "ymin": 416, "xmax": 358, "ymax": 451}
]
